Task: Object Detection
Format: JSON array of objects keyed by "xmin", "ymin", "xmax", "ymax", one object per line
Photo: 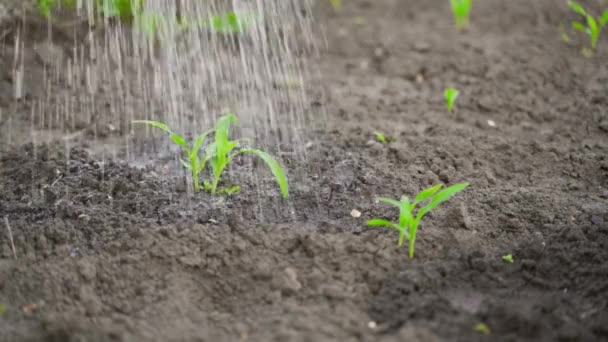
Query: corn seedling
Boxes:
[
  {"xmin": 502, "ymin": 254, "xmax": 514, "ymax": 263},
  {"xmin": 450, "ymin": 0, "xmax": 472, "ymax": 30},
  {"xmin": 133, "ymin": 114, "xmax": 288, "ymax": 198},
  {"xmin": 475, "ymin": 323, "xmax": 491, "ymax": 335},
  {"xmin": 330, "ymin": 0, "xmax": 343, "ymax": 12},
  {"xmin": 445, "ymin": 88, "xmax": 459, "ymax": 112},
  {"xmin": 0, "ymin": 304, "xmax": 5, "ymax": 316},
  {"xmin": 367, "ymin": 182, "xmax": 469, "ymax": 258},
  {"xmin": 374, "ymin": 131, "xmax": 395, "ymax": 144},
  {"xmin": 568, "ymin": 1, "xmax": 608, "ymax": 53}
]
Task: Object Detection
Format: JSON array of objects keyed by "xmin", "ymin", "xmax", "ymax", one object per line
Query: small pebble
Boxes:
[
  {"xmin": 368, "ymin": 321, "xmax": 377, "ymax": 329},
  {"xmin": 350, "ymin": 209, "xmax": 361, "ymax": 218},
  {"xmin": 487, "ymin": 120, "xmax": 496, "ymax": 127}
]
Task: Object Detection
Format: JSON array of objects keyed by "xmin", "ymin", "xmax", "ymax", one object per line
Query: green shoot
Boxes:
[
  {"xmin": 132, "ymin": 120, "xmax": 212, "ymax": 193},
  {"xmin": 474, "ymin": 323, "xmax": 491, "ymax": 335},
  {"xmin": 444, "ymin": 88, "xmax": 459, "ymax": 113},
  {"xmin": 568, "ymin": 1, "xmax": 608, "ymax": 52},
  {"xmin": 374, "ymin": 131, "xmax": 395, "ymax": 144},
  {"xmin": 330, "ymin": 0, "xmax": 343, "ymax": 12},
  {"xmin": 367, "ymin": 183, "xmax": 469, "ymax": 258},
  {"xmin": 0, "ymin": 303, "xmax": 6, "ymax": 316},
  {"xmin": 502, "ymin": 254, "xmax": 514, "ymax": 263},
  {"xmin": 203, "ymin": 114, "xmax": 288, "ymax": 198},
  {"xmin": 449, "ymin": 0, "xmax": 472, "ymax": 31},
  {"xmin": 132, "ymin": 114, "xmax": 288, "ymax": 198}
]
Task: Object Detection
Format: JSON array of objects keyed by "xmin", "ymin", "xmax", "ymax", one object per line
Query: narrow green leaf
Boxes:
[
  {"xmin": 587, "ymin": 16, "xmax": 599, "ymax": 48},
  {"xmin": 398, "ymin": 197, "xmax": 413, "ymax": 229},
  {"xmin": 414, "ymin": 184, "xmax": 444, "ymax": 205},
  {"xmin": 367, "ymin": 219, "xmax": 410, "ymax": 240},
  {"xmin": 215, "ymin": 114, "xmax": 238, "ymax": 163},
  {"xmin": 192, "ymin": 130, "xmax": 214, "ymax": 158},
  {"xmin": 132, "ymin": 120, "xmax": 189, "ymax": 149},
  {"xmin": 572, "ymin": 21, "xmax": 587, "ymax": 33},
  {"xmin": 238, "ymin": 148, "xmax": 289, "ymax": 198},
  {"xmin": 379, "ymin": 197, "xmax": 404, "ymax": 209},
  {"xmin": 568, "ymin": 1, "xmax": 587, "ymax": 16},
  {"xmin": 445, "ymin": 88, "xmax": 459, "ymax": 112},
  {"xmin": 600, "ymin": 10, "xmax": 608, "ymax": 26},
  {"xmin": 426, "ymin": 182, "xmax": 469, "ymax": 211},
  {"xmin": 180, "ymin": 159, "xmax": 191, "ymax": 169},
  {"xmin": 374, "ymin": 132, "xmax": 387, "ymax": 144}
]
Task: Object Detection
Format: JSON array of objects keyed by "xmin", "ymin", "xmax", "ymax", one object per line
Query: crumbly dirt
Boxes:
[{"xmin": 1, "ymin": 0, "xmax": 608, "ymax": 341}]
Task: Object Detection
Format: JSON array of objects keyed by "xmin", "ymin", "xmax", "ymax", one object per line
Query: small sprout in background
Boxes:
[
  {"xmin": 330, "ymin": 0, "xmax": 343, "ymax": 12},
  {"xmin": 568, "ymin": 1, "xmax": 608, "ymax": 54},
  {"xmin": 374, "ymin": 131, "xmax": 396, "ymax": 144},
  {"xmin": 445, "ymin": 88, "xmax": 460, "ymax": 113},
  {"xmin": 0, "ymin": 303, "xmax": 6, "ymax": 316},
  {"xmin": 133, "ymin": 114, "xmax": 288, "ymax": 198},
  {"xmin": 475, "ymin": 323, "xmax": 491, "ymax": 335},
  {"xmin": 560, "ymin": 24, "xmax": 570, "ymax": 42},
  {"xmin": 367, "ymin": 183, "xmax": 469, "ymax": 259},
  {"xmin": 353, "ymin": 16, "xmax": 367, "ymax": 25},
  {"xmin": 450, "ymin": 0, "xmax": 472, "ymax": 31},
  {"xmin": 502, "ymin": 254, "xmax": 514, "ymax": 263}
]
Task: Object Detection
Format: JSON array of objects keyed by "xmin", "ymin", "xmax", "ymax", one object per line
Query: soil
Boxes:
[{"xmin": 1, "ymin": 0, "xmax": 608, "ymax": 341}]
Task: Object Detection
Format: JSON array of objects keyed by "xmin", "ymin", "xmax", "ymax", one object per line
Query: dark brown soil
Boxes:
[{"xmin": 1, "ymin": 0, "xmax": 608, "ymax": 341}]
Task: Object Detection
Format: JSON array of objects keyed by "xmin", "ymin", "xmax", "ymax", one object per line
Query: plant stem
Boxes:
[
  {"xmin": 192, "ymin": 169, "xmax": 200, "ymax": 192},
  {"xmin": 409, "ymin": 229, "xmax": 417, "ymax": 259}
]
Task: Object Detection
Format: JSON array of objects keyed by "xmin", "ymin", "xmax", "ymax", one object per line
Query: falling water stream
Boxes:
[{"xmin": 1, "ymin": 0, "xmax": 324, "ymax": 220}]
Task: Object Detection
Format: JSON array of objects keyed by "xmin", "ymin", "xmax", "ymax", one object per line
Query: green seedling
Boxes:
[
  {"xmin": 0, "ymin": 303, "xmax": 6, "ymax": 316},
  {"xmin": 330, "ymin": 0, "xmax": 343, "ymax": 11},
  {"xmin": 374, "ymin": 131, "xmax": 395, "ymax": 144},
  {"xmin": 475, "ymin": 323, "xmax": 491, "ymax": 335},
  {"xmin": 568, "ymin": 1, "xmax": 608, "ymax": 52},
  {"xmin": 367, "ymin": 182, "xmax": 469, "ymax": 258},
  {"xmin": 444, "ymin": 88, "xmax": 459, "ymax": 112},
  {"xmin": 132, "ymin": 120, "xmax": 213, "ymax": 193},
  {"xmin": 502, "ymin": 254, "xmax": 514, "ymax": 263},
  {"xmin": 133, "ymin": 114, "xmax": 288, "ymax": 198},
  {"xmin": 450, "ymin": 0, "xmax": 472, "ymax": 30}
]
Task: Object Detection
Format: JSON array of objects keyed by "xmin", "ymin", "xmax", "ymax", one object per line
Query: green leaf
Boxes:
[
  {"xmin": 444, "ymin": 88, "xmax": 459, "ymax": 112},
  {"xmin": 179, "ymin": 158, "xmax": 191, "ymax": 169},
  {"xmin": 192, "ymin": 130, "xmax": 214, "ymax": 158},
  {"xmin": 398, "ymin": 196, "xmax": 413, "ymax": 229},
  {"xmin": 0, "ymin": 303, "xmax": 6, "ymax": 316},
  {"xmin": 600, "ymin": 10, "xmax": 608, "ymax": 27},
  {"xmin": 379, "ymin": 197, "xmax": 404, "ymax": 209},
  {"xmin": 238, "ymin": 148, "xmax": 289, "ymax": 198},
  {"xmin": 374, "ymin": 132, "xmax": 387, "ymax": 144},
  {"xmin": 587, "ymin": 16, "xmax": 599, "ymax": 48},
  {"xmin": 572, "ymin": 21, "xmax": 588, "ymax": 33},
  {"xmin": 367, "ymin": 219, "xmax": 410, "ymax": 241},
  {"xmin": 414, "ymin": 184, "xmax": 444, "ymax": 205},
  {"xmin": 415, "ymin": 182, "xmax": 469, "ymax": 225},
  {"xmin": 568, "ymin": 1, "xmax": 587, "ymax": 16},
  {"xmin": 502, "ymin": 254, "xmax": 514, "ymax": 263},
  {"xmin": 132, "ymin": 120, "xmax": 189, "ymax": 150},
  {"xmin": 215, "ymin": 114, "xmax": 238, "ymax": 162}
]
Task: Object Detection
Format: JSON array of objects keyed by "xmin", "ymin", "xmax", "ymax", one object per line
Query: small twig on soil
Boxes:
[{"xmin": 4, "ymin": 216, "xmax": 17, "ymax": 259}]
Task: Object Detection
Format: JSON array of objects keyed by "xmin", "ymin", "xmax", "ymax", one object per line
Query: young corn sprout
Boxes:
[
  {"xmin": 502, "ymin": 254, "xmax": 514, "ymax": 263},
  {"xmin": 367, "ymin": 183, "xmax": 469, "ymax": 258},
  {"xmin": 444, "ymin": 88, "xmax": 460, "ymax": 113},
  {"xmin": 449, "ymin": 0, "xmax": 472, "ymax": 31},
  {"xmin": 329, "ymin": 0, "xmax": 343, "ymax": 12},
  {"xmin": 374, "ymin": 131, "xmax": 395, "ymax": 144},
  {"xmin": 133, "ymin": 114, "xmax": 288, "ymax": 198},
  {"xmin": 568, "ymin": 1, "xmax": 608, "ymax": 53}
]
